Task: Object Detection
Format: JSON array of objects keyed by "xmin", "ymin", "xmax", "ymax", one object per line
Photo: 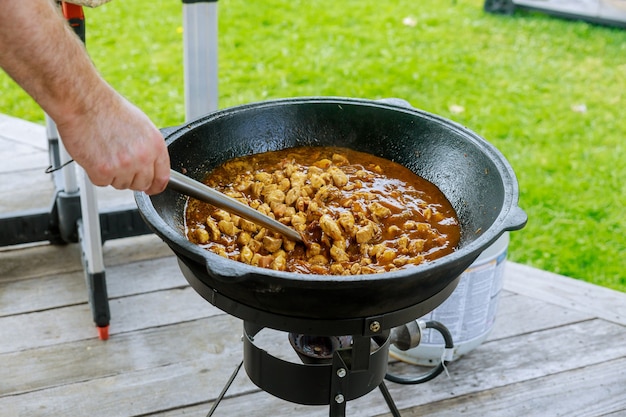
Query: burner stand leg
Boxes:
[
  {"xmin": 378, "ymin": 381, "xmax": 402, "ymax": 417},
  {"xmin": 206, "ymin": 360, "xmax": 243, "ymax": 417},
  {"xmin": 329, "ymin": 353, "xmax": 349, "ymax": 417}
]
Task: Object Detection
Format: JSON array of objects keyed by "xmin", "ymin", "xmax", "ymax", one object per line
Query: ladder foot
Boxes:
[{"xmin": 97, "ymin": 325, "xmax": 109, "ymax": 341}]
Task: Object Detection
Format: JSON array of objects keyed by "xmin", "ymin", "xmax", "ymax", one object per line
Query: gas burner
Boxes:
[{"xmin": 288, "ymin": 334, "xmax": 352, "ymax": 364}]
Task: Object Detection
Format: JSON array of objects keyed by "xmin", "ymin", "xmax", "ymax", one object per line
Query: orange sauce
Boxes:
[{"xmin": 185, "ymin": 146, "xmax": 460, "ymax": 275}]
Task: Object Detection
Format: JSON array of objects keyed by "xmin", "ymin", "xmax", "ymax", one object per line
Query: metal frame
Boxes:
[{"xmin": 183, "ymin": 0, "xmax": 219, "ymax": 121}]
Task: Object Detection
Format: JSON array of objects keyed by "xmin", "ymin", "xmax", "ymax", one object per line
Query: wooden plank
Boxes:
[
  {"xmin": 0, "ymin": 255, "xmax": 185, "ymax": 317},
  {"xmin": 0, "ymin": 138, "xmax": 49, "ymax": 173},
  {"xmin": 504, "ymin": 261, "xmax": 626, "ymax": 325},
  {"xmin": 0, "ymin": 315, "xmax": 243, "ymax": 396},
  {"xmin": 487, "ymin": 292, "xmax": 593, "ymax": 341},
  {"xmin": 368, "ymin": 319, "xmax": 626, "ymax": 416},
  {"xmin": 138, "ymin": 319, "xmax": 625, "ymax": 417},
  {"xmin": 0, "ymin": 271, "xmax": 585, "ymax": 395},
  {"xmin": 0, "ymin": 234, "xmax": 173, "ymax": 282},
  {"xmin": 0, "ymin": 250, "xmax": 614, "ymax": 416},
  {"xmin": 0, "ymin": 357, "xmax": 249, "ymax": 417},
  {"xmin": 0, "ymin": 169, "xmax": 54, "ymax": 212},
  {"xmin": 383, "ymin": 357, "xmax": 626, "ymax": 417},
  {"xmin": 0, "ymin": 114, "xmax": 46, "ymax": 149},
  {"xmin": 1, "ymin": 268, "xmax": 625, "ymax": 416},
  {"xmin": 0, "ymin": 286, "xmax": 218, "ymax": 354}
]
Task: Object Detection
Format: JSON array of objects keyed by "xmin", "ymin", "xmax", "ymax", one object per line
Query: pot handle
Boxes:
[
  {"xmin": 204, "ymin": 256, "xmax": 252, "ymax": 283},
  {"xmin": 376, "ymin": 97, "xmax": 414, "ymax": 109},
  {"xmin": 503, "ymin": 206, "xmax": 528, "ymax": 232}
]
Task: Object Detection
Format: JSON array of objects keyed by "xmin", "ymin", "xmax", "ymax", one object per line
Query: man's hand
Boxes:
[{"xmin": 56, "ymin": 92, "xmax": 170, "ymax": 195}]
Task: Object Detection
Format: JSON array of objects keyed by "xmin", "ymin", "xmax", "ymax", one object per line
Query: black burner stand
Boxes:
[
  {"xmin": 177, "ymin": 257, "xmax": 462, "ymax": 416},
  {"xmin": 243, "ymin": 322, "xmax": 392, "ymax": 417}
]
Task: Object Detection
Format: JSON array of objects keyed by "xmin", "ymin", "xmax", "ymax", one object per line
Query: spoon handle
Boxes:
[{"xmin": 168, "ymin": 169, "xmax": 303, "ymax": 243}]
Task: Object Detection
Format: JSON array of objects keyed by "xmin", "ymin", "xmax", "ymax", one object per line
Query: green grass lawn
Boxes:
[{"xmin": 2, "ymin": 0, "xmax": 625, "ymax": 291}]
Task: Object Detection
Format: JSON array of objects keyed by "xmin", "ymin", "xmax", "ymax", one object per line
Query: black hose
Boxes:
[{"xmin": 384, "ymin": 320, "xmax": 454, "ymax": 385}]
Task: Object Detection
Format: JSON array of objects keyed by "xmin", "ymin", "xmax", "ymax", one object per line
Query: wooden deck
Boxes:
[{"xmin": 2, "ymin": 114, "xmax": 626, "ymax": 416}]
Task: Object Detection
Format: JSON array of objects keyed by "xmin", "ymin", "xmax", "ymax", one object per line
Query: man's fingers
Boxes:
[
  {"xmin": 144, "ymin": 152, "xmax": 170, "ymax": 195},
  {"xmin": 110, "ymin": 175, "xmax": 133, "ymax": 191}
]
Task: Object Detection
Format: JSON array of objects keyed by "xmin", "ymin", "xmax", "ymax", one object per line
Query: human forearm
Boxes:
[
  {"xmin": 0, "ymin": 0, "xmax": 170, "ymax": 194},
  {"xmin": 0, "ymin": 0, "xmax": 113, "ymax": 125}
]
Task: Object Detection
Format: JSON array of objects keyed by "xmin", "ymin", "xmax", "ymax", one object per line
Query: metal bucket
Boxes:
[{"xmin": 389, "ymin": 232, "xmax": 509, "ymax": 366}]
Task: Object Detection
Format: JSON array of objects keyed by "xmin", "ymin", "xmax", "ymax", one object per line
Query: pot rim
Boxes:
[{"xmin": 135, "ymin": 96, "xmax": 526, "ymax": 284}]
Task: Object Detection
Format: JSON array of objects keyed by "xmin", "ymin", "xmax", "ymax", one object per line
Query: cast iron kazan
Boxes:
[{"xmin": 135, "ymin": 97, "xmax": 527, "ymax": 331}]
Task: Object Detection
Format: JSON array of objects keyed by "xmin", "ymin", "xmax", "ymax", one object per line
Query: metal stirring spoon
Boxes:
[{"xmin": 167, "ymin": 169, "xmax": 303, "ymax": 243}]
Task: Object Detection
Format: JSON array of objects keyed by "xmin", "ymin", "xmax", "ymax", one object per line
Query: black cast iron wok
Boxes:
[{"xmin": 135, "ymin": 97, "xmax": 527, "ymax": 325}]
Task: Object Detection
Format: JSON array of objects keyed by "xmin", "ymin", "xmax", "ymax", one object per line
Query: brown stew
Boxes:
[{"xmin": 185, "ymin": 146, "xmax": 460, "ymax": 275}]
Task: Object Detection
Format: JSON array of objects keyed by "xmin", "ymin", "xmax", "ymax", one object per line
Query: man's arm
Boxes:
[{"xmin": 0, "ymin": 0, "xmax": 169, "ymax": 194}]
